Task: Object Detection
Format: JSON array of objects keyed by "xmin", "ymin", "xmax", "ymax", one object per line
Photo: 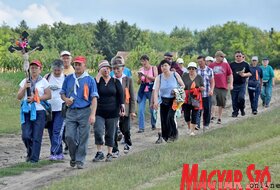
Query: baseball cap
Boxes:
[
  {"xmin": 164, "ymin": 52, "xmax": 173, "ymax": 57},
  {"xmin": 60, "ymin": 51, "xmax": 71, "ymax": 56},
  {"xmin": 176, "ymin": 58, "xmax": 184, "ymax": 64},
  {"xmin": 30, "ymin": 60, "xmax": 42, "ymax": 68},
  {"xmin": 73, "ymin": 56, "xmax": 86, "ymax": 64},
  {"xmin": 205, "ymin": 56, "xmax": 214, "ymax": 62},
  {"xmin": 251, "ymin": 56, "xmax": 258, "ymax": 61}
]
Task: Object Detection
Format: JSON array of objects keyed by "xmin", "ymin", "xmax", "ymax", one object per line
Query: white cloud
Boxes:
[{"xmin": 0, "ymin": 1, "xmax": 73, "ymax": 27}]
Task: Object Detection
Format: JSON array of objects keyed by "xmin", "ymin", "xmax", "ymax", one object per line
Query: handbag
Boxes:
[{"xmin": 189, "ymin": 95, "xmax": 200, "ymax": 108}]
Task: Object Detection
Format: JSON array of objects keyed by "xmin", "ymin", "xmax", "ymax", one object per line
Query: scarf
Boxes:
[{"xmin": 73, "ymin": 72, "xmax": 89, "ymax": 95}]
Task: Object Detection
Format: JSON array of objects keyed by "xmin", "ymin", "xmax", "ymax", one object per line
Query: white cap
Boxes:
[
  {"xmin": 176, "ymin": 58, "xmax": 184, "ymax": 64},
  {"xmin": 205, "ymin": 56, "xmax": 214, "ymax": 62},
  {"xmin": 251, "ymin": 56, "xmax": 258, "ymax": 61},
  {"xmin": 187, "ymin": 62, "xmax": 197, "ymax": 69},
  {"xmin": 60, "ymin": 50, "xmax": 71, "ymax": 56}
]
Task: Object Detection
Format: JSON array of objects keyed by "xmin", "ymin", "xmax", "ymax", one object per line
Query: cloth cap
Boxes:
[
  {"xmin": 205, "ymin": 56, "xmax": 214, "ymax": 62},
  {"xmin": 73, "ymin": 56, "xmax": 86, "ymax": 64},
  {"xmin": 60, "ymin": 50, "xmax": 71, "ymax": 56},
  {"xmin": 176, "ymin": 58, "xmax": 184, "ymax": 64},
  {"xmin": 187, "ymin": 62, "xmax": 197, "ymax": 69},
  {"xmin": 98, "ymin": 60, "xmax": 111, "ymax": 71}
]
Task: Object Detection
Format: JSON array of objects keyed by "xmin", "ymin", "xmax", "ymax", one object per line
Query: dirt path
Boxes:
[{"xmin": 0, "ymin": 86, "xmax": 280, "ymax": 190}]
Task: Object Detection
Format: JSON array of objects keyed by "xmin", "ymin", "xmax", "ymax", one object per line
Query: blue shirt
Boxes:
[
  {"xmin": 260, "ymin": 65, "xmax": 274, "ymax": 82},
  {"xmin": 110, "ymin": 67, "xmax": 132, "ymax": 78},
  {"xmin": 60, "ymin": 74, "xmax": 99, "ymax": 109}
]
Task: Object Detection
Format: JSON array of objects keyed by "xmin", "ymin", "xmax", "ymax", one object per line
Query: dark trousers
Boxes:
[
  {"xmin": 113, "ymin": 116, "xmax": 132, "ymax": 152},
  {"xmin": 47, "ymin": 111, "xmax": 64, "ymax": 155},
  {"xmin": 21, "ymin": 110, "xmax": 45, "ymax": 162},
  {"xmin": 183, "ymin": 104, "xmax": 198, "ymax": 124},
  {"xmin": 248, "ymin": 86, "xmax": 261, "ymax": 112},
  {"xmin": 160, "ymin": 99, "xmax": 177, "ymax": 141},
  {"xmin": 197, "ymin": 96, "xmax": 212, "ymax": 127},
  {"xmin": 231, "ymin": 83, "xmax": 246, "ymax": 115}
]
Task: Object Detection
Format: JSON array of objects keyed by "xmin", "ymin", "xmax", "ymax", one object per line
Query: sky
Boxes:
[{"xmin": 0, "ymin": 0, "xmax": 279, "ymax": 33}]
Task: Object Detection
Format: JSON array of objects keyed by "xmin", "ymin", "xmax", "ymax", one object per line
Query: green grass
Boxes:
[
  {"xmin": 0, "ymin": 72, "xmax": 24, "ymax": 134},
  {"xmin": 0, "ymin": 160, "xmax": 60, "ymax": 178},
  {"xmin": 43, "ymin": 107, "xmax": 280, "ymax": 190}
]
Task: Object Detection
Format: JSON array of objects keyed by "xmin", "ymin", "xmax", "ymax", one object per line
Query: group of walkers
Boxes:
[{"xmin": 17, "ymin": 50, "xmax": 275, "ymax": 168}]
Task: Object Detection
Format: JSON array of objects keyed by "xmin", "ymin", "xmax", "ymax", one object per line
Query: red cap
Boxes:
[
  {"xmin": 73, "ymin": 56, "xmax": 86, "ymax": 64},
  {"xmin": 30, "ymin": 60, "xmax": 42, "ymax": 68}
]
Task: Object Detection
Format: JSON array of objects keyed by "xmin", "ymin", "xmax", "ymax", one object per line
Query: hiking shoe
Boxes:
[
  {"xmin": 217, "ymin": 119, "xmax": 221, "ymax": 124},
  {"xmin": 252, "ymin": 111, "xmax": 258, "ymax": 115},
  {"xmin": 241, "ymin": 110, "xmax": 245, "ymax": 116},
  {"xmin": 70, "ymin": 160, "xmax": 76, "ymax": 167},
  {"xmin": 155, "ymin": 137, "xmax": 163, "ymax": 144},
  {"xmin": 195, "ymin": 126, "xmax": 200, "ymax": 130},
  {"xmin": 152, "ymin": 125, "xmax": 156, "ymax": 130},
  {"xmin": 117, "ymin": 132, "xmax": 123, "ymax": 141},
  {"xmin": 49, "ymin": 155, "xmax": 57, "ymax": 161},
  {"xmin": 232, "ymin": 113, "xmax": 238, "ymax": 118},
  {"xmin": 190, "ymin": 132, "xmax": 196, "ymax": 136},
  {"xmin": 92, "ymin": 151, "xmax": 105, "ymax": 162},
  {"xmin": 76, "ymin": 162, "xmax": 84, "ymax": 169},
  {"xmin": 112, "ymin": 151, "xmax": 119, "ymax": 158},
  {"xmin": 64, "ymin": 146, "xmax": 69, "ymax": 155},
  {"xmin": 56, "ymin": 154, "xmax": 64, "ymax": 160},
  {"xmin": 105, "ymin": 153, "xmax": 113, "ymax": 162},
  {"xmin": 137, "ymin": 129, "xmax": 144, "ymax": 133},
  {"xmin": 124, "ymin": 144, "xmax": 131, "ymax": 154}
]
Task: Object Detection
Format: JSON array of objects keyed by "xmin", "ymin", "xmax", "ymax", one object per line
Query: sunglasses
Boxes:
[
  {"xmin": 188, "ymin": 67, "xmax": 196, "ymax": 70},
  {"xmin": 236, "ymin": 55, "xmax": 242, "ymax": 57}
]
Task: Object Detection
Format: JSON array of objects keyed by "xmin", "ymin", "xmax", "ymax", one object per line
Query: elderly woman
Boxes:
[
  {"xmin": 93, "ymin": 60, "xmax": 125, "ymax": 162},
  {"xmin": 111, "ymin": 56, "xmax": 136, "ymax": 157},
  {"xmin": 153, "ymin": 59, "xmax": 185, "ymax": 142},
  {"xmin": 45, "ymin": 59, "xmax": 65, "ymax": 160},
  {"xmin": 17, "ymin": 60, "xmax": 51, "ymax": 163},
  {"xmin": 137, "ymin": 55, "xmax": 158, "ymax": 133},
  {"xmin": 182, "ymin": 62, "xmax": 204, "ymax": 136}
]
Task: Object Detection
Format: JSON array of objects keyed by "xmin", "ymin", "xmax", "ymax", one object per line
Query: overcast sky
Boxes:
[{"xmin": 0, "ymin": 0, "xmax": 279, "ymax": 33}]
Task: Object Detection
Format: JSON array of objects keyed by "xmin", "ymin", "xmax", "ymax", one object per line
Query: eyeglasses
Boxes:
[
  {"xmin": 236, "ymin": 55, "xmax": 242, "ymax": 57},
  {"xmin": 113, "ymin": 67, "xmax": 121, "ymax": 70}
]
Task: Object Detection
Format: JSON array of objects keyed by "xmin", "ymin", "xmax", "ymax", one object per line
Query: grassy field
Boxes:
[{"xmin": 42, "ymin": 107, "xmax": 280, "ymax": 190}]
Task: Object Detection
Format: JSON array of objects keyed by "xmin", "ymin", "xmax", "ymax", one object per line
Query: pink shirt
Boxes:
[
  {"xmin": 209, "ymin": 62, "xmax": 232, "ymax": 89},
  {"xmin": 140, "ymin": 66, "xmax": 154, "ymax": 92}
]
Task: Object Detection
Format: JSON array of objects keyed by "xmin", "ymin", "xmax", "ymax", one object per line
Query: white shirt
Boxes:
[
  {"xmin": 114, "ymin": 74, "xmax": 126, "ymax": 85},
  {"xmin": 47, "ymin": 73, "xmax": 65, "ymax": 111},
  {"xmin": 19, "ymin": 78, "xmax": 50, "ymax": 110}
]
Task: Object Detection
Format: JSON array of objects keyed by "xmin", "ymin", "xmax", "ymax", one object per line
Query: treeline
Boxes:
[{"xmin": 0, "ymin": 19, "xmax": 279, "ymax": 71}]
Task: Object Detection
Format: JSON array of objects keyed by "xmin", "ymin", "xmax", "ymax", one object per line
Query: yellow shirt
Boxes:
[{"xmin": 63, "ymin": 66, "xmax": 75, "ymax": 76}]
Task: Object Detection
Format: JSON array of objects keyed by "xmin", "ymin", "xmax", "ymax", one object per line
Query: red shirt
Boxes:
[{"xmin": 209, "ymin": 62, "xmax": 232, "ymax": 89}]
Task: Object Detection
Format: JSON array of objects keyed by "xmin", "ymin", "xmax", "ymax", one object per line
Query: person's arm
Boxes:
[
  {"xmin": 153, "ymin": 76, "xmax": 160, "ymax": 110},
  {"xmin": 175, "ymin": 72, "xmax": 185, "ymax": 89},
  {"xmin": 40, "ymin": 87, "xmax": 51, "ymax": 101},
  {"xmin": 17, "ymin": 80, "xmax": 29, "ymax": 100},
  {"xmin": 89, "ymin": 97, "xmax": 97, "ymax": 125},
  {"xmin": 128, "ymin": 78, "xmax": 136, "ymax": 119},
  {"xmin": 144, "ymin": 66, "xmax": 158, "ymax": 81},
  {"xmin": 115, "ymin": 79, "xmax": 125, "ymax": 116},
  {"xmin": 228, "ymin": 74, "xmax": 233, "ymax": 90}
]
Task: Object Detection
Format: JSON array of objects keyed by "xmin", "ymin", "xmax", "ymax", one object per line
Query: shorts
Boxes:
[{"xmin": 213, "ymin": 88, "xmax": 228, "ymax": 108}]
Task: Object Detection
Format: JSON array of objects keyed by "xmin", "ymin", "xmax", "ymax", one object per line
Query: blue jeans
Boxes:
[
  {"xmin": 138, "ymin": 91, "xmax": 156, "ymax": 130},
  {"xmin": 65, "ymin": 107, "xmax": 91, "ymax": 165},
  {"xmin": 231, "ymin": 83, "xmax": 246, "ymax": 115},
  {"xmin": 248, "ymin": 86, "xmax": 261, "ymax": 112},
  {"xmin": 21, "ymin": 110, "xmax": 45, "ymax": 162},
  {"xmin": 47, "ymin": 111, "xmax": 64, "ymax": 155},
  {"xmin": 197, "ymin": 96, "xmax": 212, "ymax": 127},
  {"xmin": 261, "ymin": 84, "xmax": 273, "ymax": 106}
]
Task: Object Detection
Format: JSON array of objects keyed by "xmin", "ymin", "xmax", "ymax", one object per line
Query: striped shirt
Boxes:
[{"xmin": 197, "ymin": 66, "xmax": 213, "ymax": 97}]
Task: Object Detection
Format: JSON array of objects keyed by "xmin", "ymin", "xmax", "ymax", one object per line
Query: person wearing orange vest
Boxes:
[{"xmin": 248, "ymin": 56, "xmax": 263, "ymax": 115}]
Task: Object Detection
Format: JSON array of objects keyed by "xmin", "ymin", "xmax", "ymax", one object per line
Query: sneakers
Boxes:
[
  {"xmin": 112, "ymin": 151, "xmax": 119, "ymax": 158},
  {"xmin": 76, "ymin": 162, "xmax": 84, "ymax": 169},
  {"xmin": 56, "ymin": 154, "xmax": 64, "ymax": 160},
  {"xmin": 186, "ymin": 128, "xmax": 191, "ymax": 134},
  {"xmin": 152, "ymin": 125, "xmax": 156, "ymax": 130},
  {"xmin": 241, "ymin": 110, "xmax": 245, "ymax": 116},
  {"xmin": 217, "ymin": 119, "xmax": 222, "ymax": 124},
  {"xmin": 190, "ymin": 132, "xmax": 196, "ymax": 136},
  {"xmin": 252, "ymin": 110, "xmax": 258, "ymax": 115},
  {"xmin": 195, "ymin": 126, "xmax": 200, "ymax": 130},
  {"xmin": 105, "ymin": 153, "xmax": 113, "ymax": 162},
  {"xmin": 210, "ymin": 117, "xmax": 216, "ymax": 123},
  {"xmin": 155, "ymin": 137, "xmax": 163, "ymax": 144},
  {"xmin": 204, "ymin": 126, "xmax": 209, "ymax": 130},
  {"xmin": 124, "ymin": 144, "xmax": 131, "ymax": 154},
  {"xmin": 49, "ymin": 155, "xmax": 57, "ymax": 161},
  {"xmin": 137, "ymin": 129, "xmax": 144, "ymax": 133},
  {"xmin": 92, "ymin": 151, "xmax": 105, "ymax": 162},
  {"xmin": 70, "ymin": 160, "xmax": 76, "ymax": 167},
  {"xmin": 232, "ymin": 113, "xmax": 238, "ymax": 117},
  {"xmin": 265, "ymin": 104, "xmax": 269, "ymax": 108}
]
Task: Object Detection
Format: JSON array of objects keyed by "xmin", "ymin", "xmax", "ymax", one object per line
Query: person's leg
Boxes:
[
  {"xmin": 75, "ymin": 107, "xmax": 91, "ymax": 165},
  {"xmin": 120, "ymin": 116, "xmax": 132, "ymax": 146},
  {"xmin": 266, "ymin": 84, "xmax": 273, "ymax": 106},
  {"xmin": 203, "ymin": 97, "xmax": 211, "ymax": 127},
  {"xmin": 51, "ymin": 111, "xmax": 64, "ymax": 156},
  {"xmin": 21, "ymin": 113, "xmax": 32, "ymax": 161},
  {"xmin": 104, "ymin": 117, "xmax": 118, "ymax": 154},
  {"xmin": 47, "ymin": 119, "xmax": 54, "ymax": 155},
  {"xmin": 167, "ymin": 106, "xmax": 177, "ymax": 140},
  {"xmin": 30, "ymin": 110, "xmax": 45, "ymax": 162},
  {"xmin": 231, "ymin": 86, "xmax": 239, "ymax": 116},
  {"xmin": 147, "ymin": 91, "xmax": 156, "ymax": 128},
  {"xmin": 190, "ymin": 108, "xmax": 199, "ymax": 135},
  {"xmin": 237, "ymin": 84, "xmax": 246, "ymax": 115},
  {"xmin": 138, "ymin": 93, "xmax": 147, "ymax": 131},
  {"xmin": 196, "ymin": 110, "xmax": 202, "ymax": 128},
  {"xmin": 261, "ymin": 85, "xmax": 266, "ymax": 106},
  {"xmin": 248, "ymin": 88, "xmax": 254, "ymax": 112},
  {"xmin": 65, "ymin": 109, "xmax": 79, "ymax": 162},
  {"xmin": 183, "ymin": 104, "xmax": 192, "ymax": 132},
  {"xmin": 160, "ymin": 103, "xmax": 169, "ymax": 141},
  {"xmin": 254, "ymin": 86, "xmax": 261, "ymax": 112}
]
